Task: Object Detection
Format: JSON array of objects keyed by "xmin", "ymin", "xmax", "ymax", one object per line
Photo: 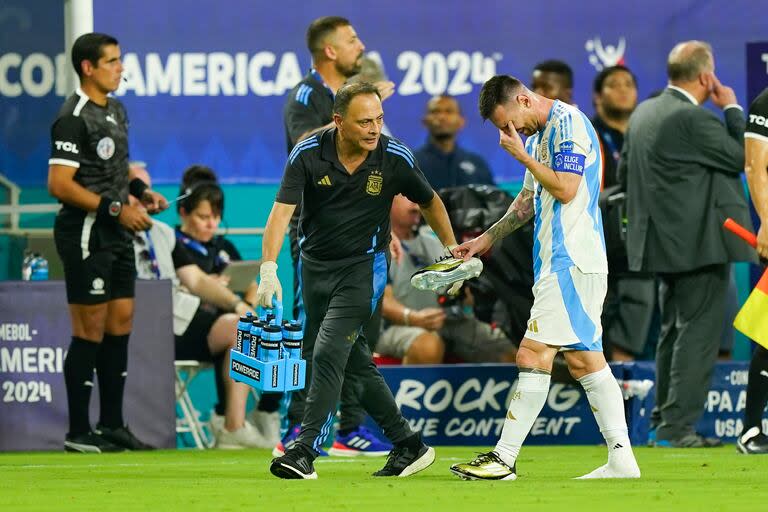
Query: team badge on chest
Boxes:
[
  {"xmin": 366, "ymin": 170, "xmax": 383, "ymax": 196},
  {"xmin": 96, "ymin": 136, "xmax": 115, "ymax": 160}
]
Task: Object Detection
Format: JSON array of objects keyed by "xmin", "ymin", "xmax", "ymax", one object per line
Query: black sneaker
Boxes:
[
  {"xmin": 372, "ymin": 437, "xmax": 435, "ymax": 477},
  {"xmin": 737, "ymin": 427, "xmax": 768, "ymax": 454},
  {"xmin": 270, "ymin": 447, "xmax": 318, "ymax": 480},
  {"xmin": 96, "ymin": 425, "xmax": 155, "ymax": 451},
  {"xmin": 64, "ymin": 431, "xmax": 124, "ymax": 453}
]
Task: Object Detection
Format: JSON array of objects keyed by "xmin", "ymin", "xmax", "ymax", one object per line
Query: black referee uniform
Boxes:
[
  {"xmin": 49, "ymin": 86, "xmax": 146, "ymax": 447},
  {"xmin": 276, "ymin": 128, "xmax": 434, "ymax": 454},
  {"xmin": 50, "ymin": 88, "xmax": 135, "ymax": 305}
]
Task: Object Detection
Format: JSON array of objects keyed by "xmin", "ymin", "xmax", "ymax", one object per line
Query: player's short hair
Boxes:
[
  {"xmin": 533, "ymin": 59, "xmax": 573, "ymax": 87},
  {"xmin": 667, "ymin": 41, "xmax": 713, "ymax": 82},
  {"xmin": 179, "ymin": 165, "xmax": 222, "ymax": 214},
  {"xmin": 593, "ymin": 65, "xmax": 637, "ymax": 94},
  {"xmin": 333, "ymin": 82, "xmax": 381, "ymax": 117},
  {"xmin": 478, "ymin": 75, "xmax": 525, "ymax": 120},
  {"xmin": 71, "ymin": 32, "xmax": 119, "ymax": 78},
  {"xmin": 307, "ymin": 16, "xmax": 351, "ymax": 58}
]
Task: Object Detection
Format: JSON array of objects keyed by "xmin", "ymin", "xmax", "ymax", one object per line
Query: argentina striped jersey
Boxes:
[{"xmin": 523, "ymin": 100, "xmax": 607, "ymax": 282}]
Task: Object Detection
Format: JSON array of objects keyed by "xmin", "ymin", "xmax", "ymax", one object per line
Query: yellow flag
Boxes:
[{"xmin": 734, "ymin": 269, "xmax": 768, "ymax": 349}]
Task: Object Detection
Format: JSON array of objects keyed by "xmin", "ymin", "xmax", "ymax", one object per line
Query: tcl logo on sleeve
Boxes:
[
  {"xmin": 749, "ymin": 114, "xmax": 767, "ymax": 127},
  {"xmin": 54, "ymin": 141, "xmax": 79, "ymax": 154}
]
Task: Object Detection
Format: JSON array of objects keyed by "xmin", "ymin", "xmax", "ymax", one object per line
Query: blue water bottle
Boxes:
[
  {"xmin": 30, "ymin": 255, "xmax": 49, "ymax": 281},
  {"xmin": 282, "ymin": 321, "xmax": 303, "ymax": 359},
  {"xmin": 235, "ymin": 312, "xmax": 253, "ymax": 354},
  {"xmin": 249, "ymin": 318, "xmax": 264, "ymax": 359},
  {"xmin": 258, "ymin": 323, "xmax": 283, "ymax": 363}
]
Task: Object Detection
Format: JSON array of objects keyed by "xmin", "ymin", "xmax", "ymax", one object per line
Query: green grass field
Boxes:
[{"xmin": 1, "ymin": 446, "xmax": 766, "ymax": 511}]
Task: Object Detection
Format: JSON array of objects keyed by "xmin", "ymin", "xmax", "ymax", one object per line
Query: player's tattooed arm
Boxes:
[{"xmin": 486, "ymin": 187, "xmax": 535, "ymax": 242}]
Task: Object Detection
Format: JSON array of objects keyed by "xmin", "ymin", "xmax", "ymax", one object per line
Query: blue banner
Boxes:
[
  {"xmin": 1, "ymin": 1, "xmax": 765, "ymax": 186},
  {"xmin": 380, "ymin": 364, "xmax": 606, "ymax": 446}
]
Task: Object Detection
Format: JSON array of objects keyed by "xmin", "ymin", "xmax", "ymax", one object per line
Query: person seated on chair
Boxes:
[
  {"xmin": 129, "ymin": 162, "xmax": 269, "ymax": 449},
  {"xmin": 174, "ymin": 164, "xmax": 282, "ymax": 446},
  {"xmin": 377, "ymin": 194, "xmax": 517, "ymax": 364}
]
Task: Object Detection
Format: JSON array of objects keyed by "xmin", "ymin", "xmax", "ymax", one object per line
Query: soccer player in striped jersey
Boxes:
[{"xmin": 450, "ymin": 75, "xmax": 640, "ymax": 480}]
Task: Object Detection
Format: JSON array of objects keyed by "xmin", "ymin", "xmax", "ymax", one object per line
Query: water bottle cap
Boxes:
[{"xmin": 239, "ymin": 315, "xmax": 251, "ymax": 323}]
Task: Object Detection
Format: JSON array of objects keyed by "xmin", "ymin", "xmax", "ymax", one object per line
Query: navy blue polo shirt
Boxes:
[{"xmin": 413, "ymin": 141, "xmax": 495, "ymax": 191}]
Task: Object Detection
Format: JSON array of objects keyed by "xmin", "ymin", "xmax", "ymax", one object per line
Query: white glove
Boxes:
[
  {"xmin": 255, "ymin": 261, "xmax": 282, "ymax": 308},
  {"xmin": 444, "ymin": 244, "xmax": 463, "ymax": 296}
]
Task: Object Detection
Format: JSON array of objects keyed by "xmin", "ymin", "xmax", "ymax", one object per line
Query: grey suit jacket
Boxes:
[{"xmin": 618, "ymin": 88, "xmax": 756, "ymax": 273}]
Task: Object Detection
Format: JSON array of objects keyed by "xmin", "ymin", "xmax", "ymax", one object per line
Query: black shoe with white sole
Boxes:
[
  {"xmin": 270, "ymin": 446, "xmax": 318, "ymax": 479},
  {"xmin": 64, "ymin": 431, "xmax": 124, "ymax": 453},
  {"xmin": 372, "ymin": 436, "xmax": 435, "ymax": 477},
  {"xmin": 737, "ymin": 427, "xmax": 768, "ymax": 454}
]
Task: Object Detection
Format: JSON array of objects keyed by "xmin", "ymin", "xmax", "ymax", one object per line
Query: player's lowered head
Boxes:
[
  {"xmin": 72, "ymin": 32, "xmax": 123, "ymax": 100},
  {"xmin": 333, "ymin": 82, "xmax": 384, "ymax": 153},
  {"xmin": 479, "ymin": 75, "xmax": 552, "ymax": 137}
]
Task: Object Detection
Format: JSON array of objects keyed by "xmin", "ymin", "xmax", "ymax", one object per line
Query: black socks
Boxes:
[
  {"xmin": 64, "ymin": 337, "xmax": 100, "ymax": 436},
  {"xmin": 97, "ymin": 333, "xmax": 130, "ymax": 429}
]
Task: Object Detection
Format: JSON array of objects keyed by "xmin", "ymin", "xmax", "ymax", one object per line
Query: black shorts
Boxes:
[
  {"xmin": 54, "ymin": 215, "xmax": 136, "ymax": 305},
  {"xmin": 174, "ymin": 306, "xmax": 220, "ymax": 362}
]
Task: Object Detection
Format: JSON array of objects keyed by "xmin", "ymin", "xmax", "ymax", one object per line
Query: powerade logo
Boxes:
[
  {"xmin": 271, "ymin": 366, "xmax": 279, "ymax": 388},
  {"xmin": 293, "ymin": 364, "xmax": 299, "ymax": 387},
  {"xmin": 232, "ymin": 360, "xmax": 260, "ymax": 381}
]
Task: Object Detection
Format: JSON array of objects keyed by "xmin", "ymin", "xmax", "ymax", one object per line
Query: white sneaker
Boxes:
[
  {"xmin": 216, "ymin": 421, "xmax": 271, "ymax": 449},
  {"xmin": 250, "ymin": 410, "xmax": 281, "ymax": 446},
  {"xmin": 576, "ymin": 445, "xmax": 641, "ymax": 479}
]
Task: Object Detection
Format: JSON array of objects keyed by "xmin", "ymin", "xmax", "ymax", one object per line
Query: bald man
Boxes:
[{"xmin": 618, "ymin": 40, "xmax": 756, "ymax": 447}]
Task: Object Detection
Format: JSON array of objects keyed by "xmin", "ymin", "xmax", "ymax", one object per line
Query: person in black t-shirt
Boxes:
[
  {"xmin": 260, "ymin": 82, "xmax": 458, "ymax": 479},
  {"xmin": 48, "ymin": 33, "xmax": 168, "ymax": 453},
  {"xmin": 738, "ymin": 87, "xmax": 768, "ymax": 454}
]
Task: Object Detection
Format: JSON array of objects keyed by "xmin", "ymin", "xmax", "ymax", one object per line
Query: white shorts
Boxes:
[{"xmin": 525, "ymin": 266, "xmax": 607, "ymax": 351}]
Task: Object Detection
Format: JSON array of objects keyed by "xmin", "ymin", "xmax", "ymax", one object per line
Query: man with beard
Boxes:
[
  {"xmin": 414, "ymin": 95, "xmax": 496, "ymax": 191},
  {"xmin": 592, "ymin": 65, "xmax": 656, "ymax": 362},
  {"xmin": 279, "ymin": 16, "xmax": 396, "ymax": 458}
]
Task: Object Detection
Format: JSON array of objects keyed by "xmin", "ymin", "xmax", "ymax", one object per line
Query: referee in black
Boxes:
[
  {"xmin": 48, "ymin": 33, "xmax": 168, "ymax": 452},
  {"xmin": 258, "ymin": 82, "xmax": 456, "ymax": 479}
]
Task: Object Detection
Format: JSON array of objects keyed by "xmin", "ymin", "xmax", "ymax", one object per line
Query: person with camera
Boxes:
[{"xmin": 377, "ymin": 195, "xmax": 516, "ymax": 364}]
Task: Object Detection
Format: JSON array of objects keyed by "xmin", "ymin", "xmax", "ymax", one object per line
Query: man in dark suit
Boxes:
[{"xmin": 619, "ymin": 41, "xmax": 757, "ymax": 447}]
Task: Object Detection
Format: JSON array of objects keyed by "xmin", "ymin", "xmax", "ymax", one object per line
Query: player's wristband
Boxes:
[
  {"xmin": 129, "ymin": 178, "xmax": 149, "ymax": 199},
  {"xmin": 403, "ymin": 307, "xmax": 412, "ymax": 326}
]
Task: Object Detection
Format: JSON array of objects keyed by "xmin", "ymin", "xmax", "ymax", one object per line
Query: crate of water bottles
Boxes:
[{"xmin": 229, "ymin": 300, "xmax": 306, "ymax": 393}]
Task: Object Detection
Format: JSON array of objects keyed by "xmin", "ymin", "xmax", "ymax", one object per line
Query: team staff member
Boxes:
[
  {"xmin": 259, "ymin": 82, "xmax": 457, "ymax": 479},
  {"xmin": 280, "ymin": 15, "xmax": 396, "ymax": 457},
  {"xmin": 48, "ymin": 33, "xmax": 168, "ymax": 452}
]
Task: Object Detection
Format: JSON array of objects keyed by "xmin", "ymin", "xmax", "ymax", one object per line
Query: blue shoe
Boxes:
[
  {"xmin": 329, "ymin": 426, "xmax": 393, "ymax": 457},
  {"xmin": 272, "ymin": 424, "xmax": 328, "ymax": 457},
  {"xmin": 647, "ymin": 427, "xmax": 656, "ymax": 447}
]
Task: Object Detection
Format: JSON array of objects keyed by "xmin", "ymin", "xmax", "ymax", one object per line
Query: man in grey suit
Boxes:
[{"xmin": 619, "ymin": 41, "xmax": 757, "ymax": 447}]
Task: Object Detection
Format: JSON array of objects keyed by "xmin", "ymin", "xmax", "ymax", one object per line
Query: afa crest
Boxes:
[{"xmin": 366, "ymin": 170, "xmax": 383, "ymax": 196}]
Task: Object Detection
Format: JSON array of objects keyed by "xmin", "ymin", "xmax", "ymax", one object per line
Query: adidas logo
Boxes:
[
  {"xmin": 612, "ymin": 443, "xmax": 624, "ymax": 450},
  {"xmin": 317, "ymin": 175, "xmax": 331, "ymax": 186}
]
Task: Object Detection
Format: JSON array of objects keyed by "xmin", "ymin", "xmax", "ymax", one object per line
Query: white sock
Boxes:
[
  {"xmin": 578, "ymin": 366, "xmax": 633, "ymax": 462},
  {"xmin": 494, "ymin": 371, "xmax": 551, "ymax": 468}
]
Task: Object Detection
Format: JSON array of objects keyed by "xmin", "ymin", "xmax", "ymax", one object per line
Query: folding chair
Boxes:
[{"xmin": 174, "ymin": 360, "xmax": 215, "ymax": 449}]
